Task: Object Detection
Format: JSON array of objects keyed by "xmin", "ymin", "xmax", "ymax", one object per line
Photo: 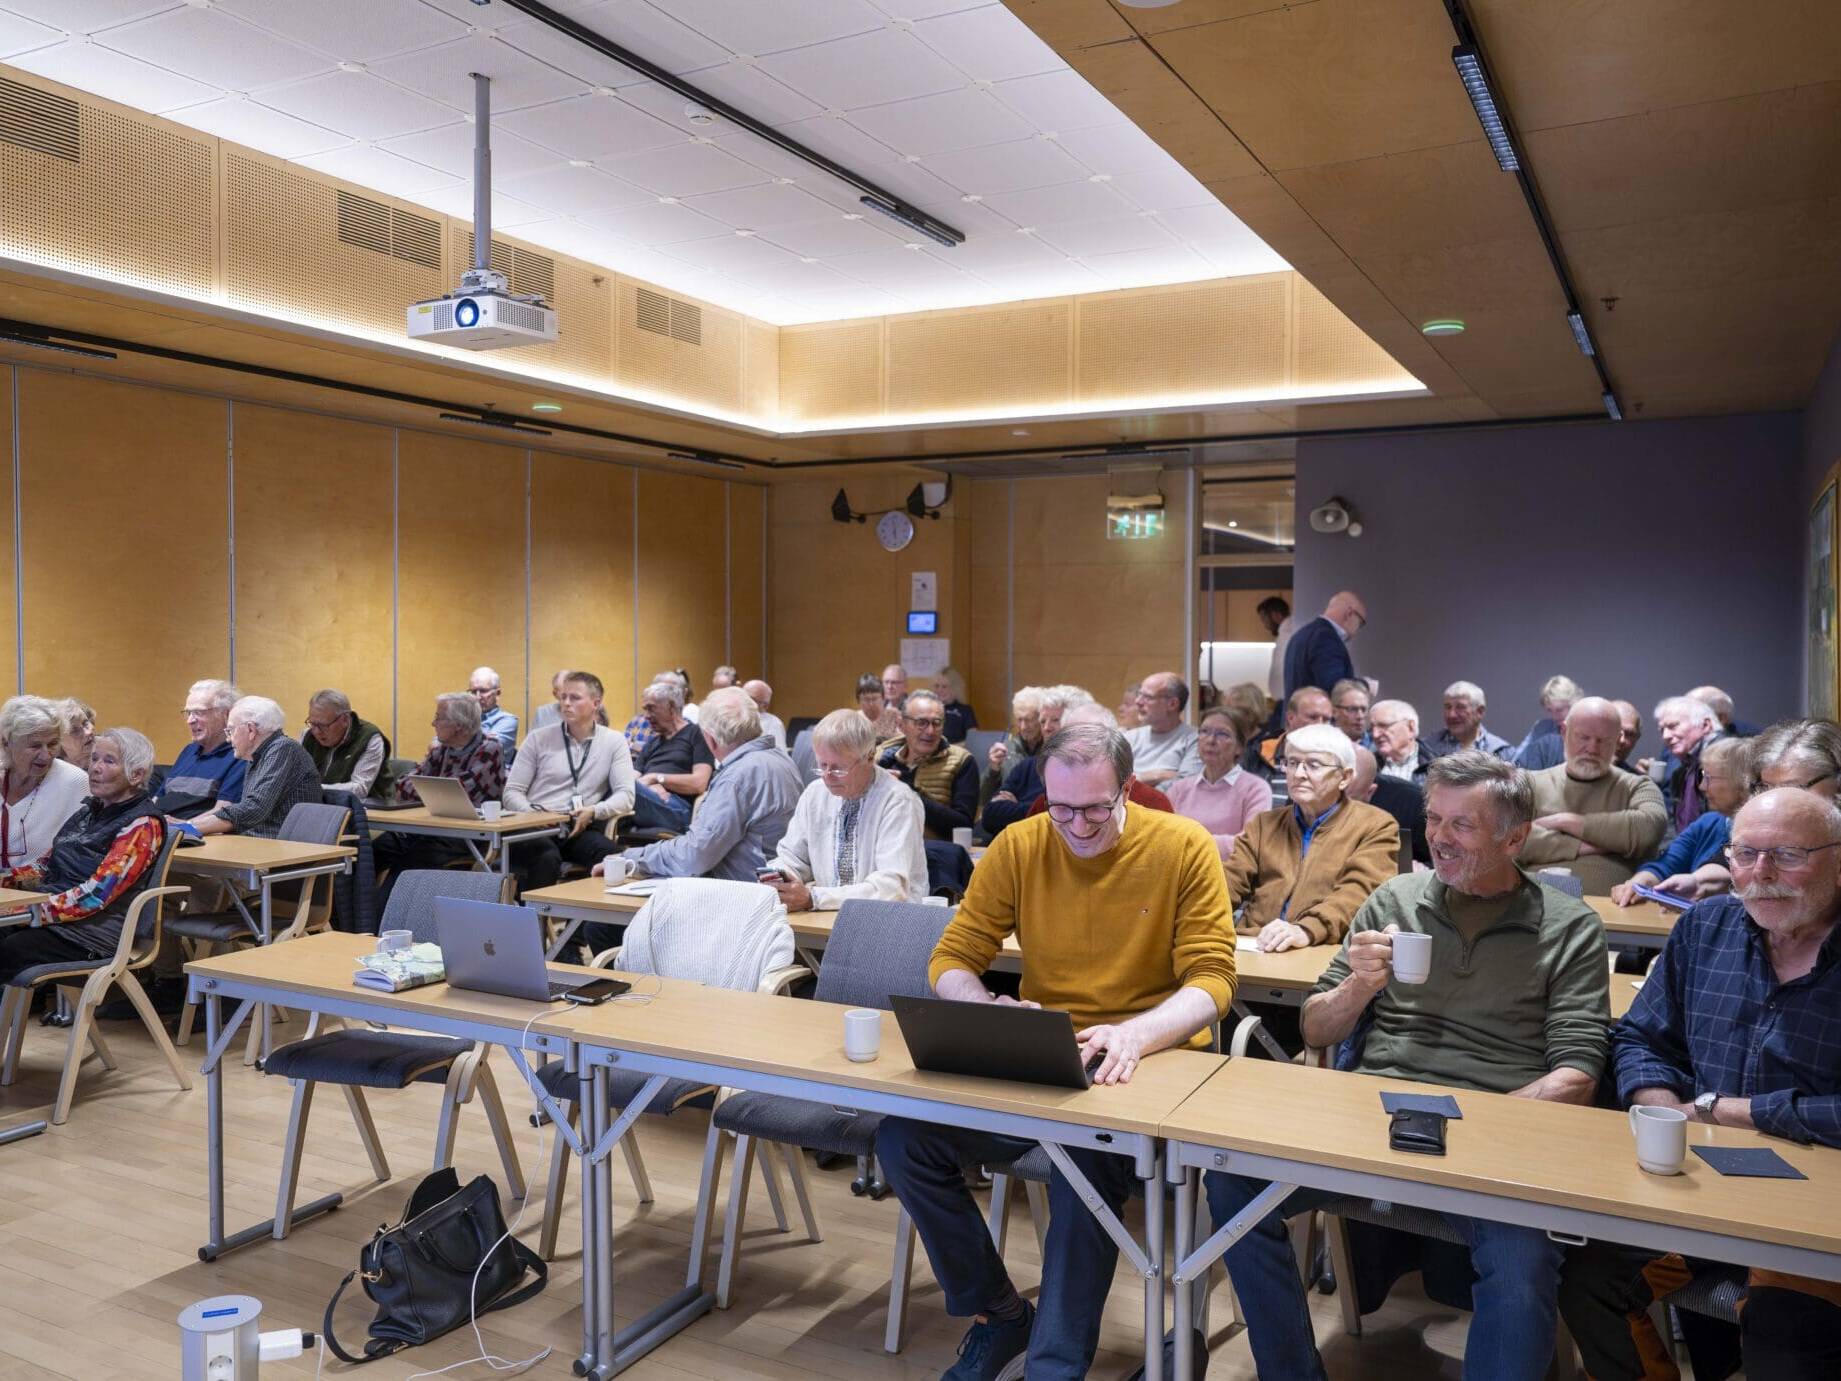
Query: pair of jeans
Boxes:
[
  {"xmin": 1203, "ymin": 1172, "xmax": 1564, "ymax": 1380},
  {"xmin": 631, "ymin": 787, "xmax": 691, "ymax": 833},
  {"xmin": 875, "ymin": 1117, "xmax": 1138, "ymax": 1380}
]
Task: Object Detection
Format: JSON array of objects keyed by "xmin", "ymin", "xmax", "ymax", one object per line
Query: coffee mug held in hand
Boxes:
[
  {"xmin": 843, "ymin": 1008, "xmax": 882, "ymax": 1062},
  {"xmin": 1628, "ymin": 1104, "xmax": 1688, "ymax": 1175},
  {"xmin": 1389, "ymin": 930, "xmax": 1432, "ymax": 985}
]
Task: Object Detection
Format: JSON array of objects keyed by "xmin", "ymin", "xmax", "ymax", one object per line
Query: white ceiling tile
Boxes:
[
  {"xmin": 1108, "ymin": 164, "xmax": 1213, "ymax": 213},
  {"xmin": 997, "ymin": 257, "xmax": 1101, "ymax": 299},
  {"xmin": 757, "ymin": 28, "xmax": 963, "ymax": 112},
  {"xmin": 760, "ymin": 112, "xmax": 897, "ymax": 171},
  {"xmin": 516, "ymin": 218, "xmax": 621, "ymax": 264},
  {"xmin": 0, "ymin": 8, "xmax": 63, "ymax": 59},
  {"xmin": 982, "ymin": 177, "xmax": 1132, "ymax": 227},
  {"xmin": 576, "ymin": 198, "xmax": 726, "ymax": 245},
  {"xmin": 412, "ymin": 0, "xmax": 605, "ymax": 31},
  {"xmin": 683, "ymin": 181, "xmax": 835, "ymax": 230},
  {"xmin": 921, "ymin": 136, "xmax": 1085, "ymax": 195},
  {"xmin": 865, "ymin": 0, "xmax": 993, "ymax": 21},
  {"xmin": 95, "ymin": 9, "xmax": 330, "ymax": 91},
  {"xmin": 490, "ymin": 19, "xmax": 648, "ymax": 89},
  {"xmin": 1052, "ymin": 122, "xmax": 1181, "ymax": 178},
  {"xmin": 764, "ymin": 213, "xmax": 903, "ymax": 258},
  {"xmin": 497, "ymin": 163, "xmax": 655, "ymax": 215},
  {"xmin": 1155, "ymin": 202, "xmax": 1257, "ymax": 242},
  {"xmin": 848, "ymin": 87, "xmax": 1030, "ymax": 158},
  {"xmin": 910, "ymin": 195, "xmax": 1015, "ymax": 236},
  {"xmin": 778, "ymin": 286, "xmax": 909, "ymax": 323},
  {"xmin": 852, "ymin": 155, "xmax": 962, "ymax": 210},
  {"xmin": 1187, "ymin": 232, "xmax": 1291, "ymax": 278},
  {"xmin": 663, "ymin": 0, "xmax": 884, "ymax": 58},
  {"xmin": 829, "ymin": 244, "xmax": 974, "ymax": 293},
  {"xmin": 725, "ymin": 259, "xmax": 852, "ymax": 295},
  {"xmin": 991, "ymin": 68, "xmax": 1125, "ymax": 134},
  {"xmin": 0, "ymin": 0, "xmax": 174, "ymax": 33},
  {"xmin": 601, "ymin": 139, "xmax": 767, "ymax": 197},
  {"xmin": 368, "ymin": 34, "xmax": 590, "ymax": 113},
  {"xmin": 552, "ymin": 0, "xmax": 732, "ymax": 75},
  {"xmin": 913, "ymin": 5, "xmax": 1060, "ymax": 83},
  {"xmin": 623, "ymin": 58, "xmax": 819, "ymax": 129},
  {"xmin": 218, "ymin": 0, "xmax": 471, "ymax": 62},
  {"xmin": 1035, "ymin": 212, "xmax": 1176, "ymax": 259},
  {"xmin": 380, "ymin": 121, "xmax": 562, "ymax": 180},
  {"xmin": 256, "ymin": 69, "xmax": 458, "ymax": 139},
  {"xmin": 407, "ymin": 182, "xmax": 552, "ymax": 228},
  {"xmin": 297, "ymin": 141, "xmax": 459, "ymax": 195},
  {"xmin": 172, "ymin": 96, "xmax": 348, "ymax": 159},
  {"xmin": 943, "ymin": 229, "xmax": 1081, "ymax": 273},
  {"xmin": 496, "ymin": 92, "xmax": 682, "ymax": 160},
  {"xmin": 7, "ymin": 36, "xmax": 218, "ymax": 112},
  {"xmin": 657, "ymin": 231, "xmax": 801, "ymax": 276},
  {"xmin": 1081, "ymin": 243, "xmax": 1214, "ymax": 290}
]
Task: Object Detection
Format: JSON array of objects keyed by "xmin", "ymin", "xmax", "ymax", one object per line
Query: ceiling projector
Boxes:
[{"xmin": 407, "ymin": 285, "xmax": 556, "ymax": 350}]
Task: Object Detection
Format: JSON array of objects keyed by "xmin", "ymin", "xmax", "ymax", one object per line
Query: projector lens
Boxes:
[{"xmin": 455, "ymin": 298, "xmax": 480, "ymax": 328}]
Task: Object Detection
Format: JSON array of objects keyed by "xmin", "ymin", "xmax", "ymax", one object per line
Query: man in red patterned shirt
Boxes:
[{"xmin": 373, "ymin": 692, "xmax": 506, "ymax": 896}]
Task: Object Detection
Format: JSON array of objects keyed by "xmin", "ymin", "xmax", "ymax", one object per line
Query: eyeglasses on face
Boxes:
[
  {"xmin": 904, "ymin": 716, "xmax": 944, "ymax": 730},
  {"xmin": 1281, "ymin": 757, "xmax": 1341, "ymax": 777},
  {"xmin": 1197, "ymin": 728, "xmax": 1238, "ymax": 743},
  {"xmin": 1726, "ymin": 841, "xmax": 1841, "ymax": 871},
  {"xmin": 1045, "ymin": 791, "xmax": 1122, "ymax": 825},
  {"xmin": 815, "ymin": 761, "xmax": 862, "ymax": 778}
]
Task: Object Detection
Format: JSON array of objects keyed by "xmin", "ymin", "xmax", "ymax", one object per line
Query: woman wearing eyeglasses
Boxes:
[{"xmin": 1221, "ymin": 722, "xmax": 1399, "ymax": 953}]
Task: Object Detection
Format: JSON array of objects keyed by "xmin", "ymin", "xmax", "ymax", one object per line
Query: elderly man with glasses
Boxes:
[
  {"xmin": 875, "ymin": 722, "xmax": 1235, "ymax": 1381},
  {"xmin": 1222, "ymin": 722, "xmax": 1399, "ymax": 953},
  {"xmin": 1561, "ymin": 786, "xmax": 1841, "ymax": 1381},
  {"xmin": 154, "ymin": 679, "xmax": 248, "ymax": 818},
  {"xmin": 299, "ymin": 688, "xmax": 394, "ymax": 800},
  {"xmin": 374, "ymin": 692, "xmax": 507, "ymax": 890},
  {"xmin": 764, "ymin": 708, "xmax": 927, "ymax": 911},
  {"xmin": 187, "ymin": 696, "xmax": 322, "ymax": 838},
  {"xmin": 468, "ymin": 666, "xmax": 518, "ymax": 757},
  {"xmin": 877, "ymin": 688, "xmax": 977, "ymax": 841},
  {"xmin": 1125, "ymin": 671, "xmax": 1202, "ymax": 785}
]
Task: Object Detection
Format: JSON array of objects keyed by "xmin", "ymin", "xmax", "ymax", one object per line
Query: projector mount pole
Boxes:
[{"xmin": 462, "ymin": 72, "xmax": 506, "ymax": 296}]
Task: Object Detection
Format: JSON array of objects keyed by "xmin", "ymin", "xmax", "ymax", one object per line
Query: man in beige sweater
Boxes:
[{"xmin": 1518, "ymin": 696, "xmax": 1666, "ymax": 893}]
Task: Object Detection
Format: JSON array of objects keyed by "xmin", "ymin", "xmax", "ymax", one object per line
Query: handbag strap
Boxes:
[
  {"xmin": 477, "ymin": 1237, "xmax": 549, "ymax": 1318},
  {"xmin": 321, "ymin": 1270, "xmax": 405, "ymax": 1367},
  {"xmin": 321, "ymin": 1240, "xmax": 549, "ymax": 1366}
]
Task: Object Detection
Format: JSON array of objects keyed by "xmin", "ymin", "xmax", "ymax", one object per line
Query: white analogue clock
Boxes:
[{"xmin": 876, "ymin": 510, "xmax": 916, "ymax": 552}]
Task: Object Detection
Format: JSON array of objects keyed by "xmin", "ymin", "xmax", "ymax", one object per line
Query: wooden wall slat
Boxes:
[{"xmin": 530, "ymin": 453, "xmax": 636, "ymax": 725}]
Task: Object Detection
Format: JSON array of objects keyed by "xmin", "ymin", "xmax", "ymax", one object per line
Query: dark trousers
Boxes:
[
  {"xmin": 874, "ymin": 1117, "xmax": 1138, "ymax": 1380},
  {"xmin": 631, "ymin": 788, "xmax": 690, "ymax": 832},
  {"xmin": 513, "ymin": 829, "xmax": 620, "ymax": 894},
  {"xmin": 0, "ymin": 924, "xmax": 114, "ymax": 986},
  {"xmin": 1560, "ymin": 1241, "xmax": 1841, "ymax": 1380}
]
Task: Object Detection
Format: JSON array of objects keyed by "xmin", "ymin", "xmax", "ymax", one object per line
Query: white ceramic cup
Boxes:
[
  {"xmin": 1390, "ymin": 931, "xmax": 1433, "ymax": 985},
  {"xmin": 602, "ymin": 855, "xmax": 633, "ymax": 882},
  {"xmin": 379, "ymin": 928, "xmax": 414, "ymax": 954},
  {"xmin": 1628, "ymin": 1104, "xmax": 1688, "ymax": 1175},
  {"xmin": 1646, "ymin": 759, "xmax": 1669, "ymax": 785},
  {"xmin": 952, "ymin": 827, "xmax": 975, "ymax": 850},
  {"xmin": 479, "ymin": 800, "xmax": 503, "ymax": 821},
  {"xmin": 843, "ymin": 1008, "xmax": 882, "ymax": 1062}
]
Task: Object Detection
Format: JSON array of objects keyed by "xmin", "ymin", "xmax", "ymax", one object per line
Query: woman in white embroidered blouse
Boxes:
[{"xmin": 0, "ymin": 695, "xmax": 90, "ymax": 871}]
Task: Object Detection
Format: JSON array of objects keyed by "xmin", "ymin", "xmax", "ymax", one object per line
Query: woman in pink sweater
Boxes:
[{"xmin": 1162, "ymin": 707, "xmax": 1274, "ymax": 859}]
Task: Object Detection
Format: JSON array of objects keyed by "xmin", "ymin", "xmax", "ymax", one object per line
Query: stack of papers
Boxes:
[
  {"xmin": 353, "ymin": 941, "xmax": 445, "ymax": 992},
  {"xmin": 605, "ymin": 878, "xmax": 664, "ymax": 896}
]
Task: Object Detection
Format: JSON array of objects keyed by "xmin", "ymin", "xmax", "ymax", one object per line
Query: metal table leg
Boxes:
[{"xmin": 0, "ymin": 1119, "xmax": 47, "ymax": 1146}]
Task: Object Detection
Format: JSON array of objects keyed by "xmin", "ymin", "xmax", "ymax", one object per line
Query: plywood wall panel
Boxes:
[
  {"xmin": 19, "ymin": 372, "xmax": 227, "ymax": 758},
  {"xmin": 530, "ymin": 453, "xmax": 635, "ymax": 721},
  {"xmin": 727, "ymin": 484, "xmax": 766, "ymax": 681},
  {"xmin": 886, "ymin": 301, "xmax": 1072, "ymax": 416},
  {"xmin": 636, "ymin": 470, "xmax": 728, "ymax": 707},
  {"xmin": 0, "ymin": 372, "xmax": 14, "ymax": 698},
  {"xmin": 231, "ymin": 405, "xmax": 394, "ymax": 740},
  {"xmin": 397, "ymin": 431, "xmax": 526, "ymax": 736}
]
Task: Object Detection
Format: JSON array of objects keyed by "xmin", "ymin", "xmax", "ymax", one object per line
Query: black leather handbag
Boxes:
[{"xmin": 322, "ymin": 1167, "xmax": 547, "ymax": 1365}]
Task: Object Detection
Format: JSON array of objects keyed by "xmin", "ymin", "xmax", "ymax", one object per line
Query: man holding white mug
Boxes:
[
  {"xmin": 1560, "ymin": 786, "xmax": 1841, "ymax": 1380},
  {"xmin": 1197, "ymin": 750, "xmax": 1610, "ymax": 1381}
]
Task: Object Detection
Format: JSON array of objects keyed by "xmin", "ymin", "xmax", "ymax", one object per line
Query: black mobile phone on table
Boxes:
[
  {"xmin": 563, "ymin": 978, "xmax": 632, "ymax": 1005},
  {"xmin": 1388, "ymin": 1108, "xmax": 1448, "ymax": 1155}
]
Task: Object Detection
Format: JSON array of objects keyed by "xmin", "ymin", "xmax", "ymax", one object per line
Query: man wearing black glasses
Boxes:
[
  {"xmin": 1562, "ymin": 786, "xmax": 1841, "ymax": 1379},
  {"xmin": 876, "ymin": 688, "xmax": 976, "ymax": 841},
  {"xmin": 875, "ymin": 722, "xmax": 1234, "ymax": 1381}
]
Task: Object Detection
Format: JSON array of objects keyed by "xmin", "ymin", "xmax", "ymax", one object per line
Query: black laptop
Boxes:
[{"xmin": 891, "ymin": 995, "xmax": 1104, "ymax": 1090}]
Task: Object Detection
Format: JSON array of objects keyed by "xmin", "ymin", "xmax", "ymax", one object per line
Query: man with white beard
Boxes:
[
  {"xmin": 1517, "ymin": 696, "xmax": 1667, "ymax": 894},
  {"xmin": 1560, "ymin": 787, "xmax": 1841, "ymax": 1379}
]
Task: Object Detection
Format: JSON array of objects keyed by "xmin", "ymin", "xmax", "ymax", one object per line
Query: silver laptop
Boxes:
[
  {"xmin": 436, "ymin": 897, "xmax": 592, "ymax": 1002},
  {"xmin": 408, "ymin": 775, "xmax": 486, "ymax": 821}
]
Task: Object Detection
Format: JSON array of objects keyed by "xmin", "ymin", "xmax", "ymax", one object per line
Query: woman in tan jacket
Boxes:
[{"xmin": 1223, "ymin": 723, "xmax": 1399, "ymax": 950}]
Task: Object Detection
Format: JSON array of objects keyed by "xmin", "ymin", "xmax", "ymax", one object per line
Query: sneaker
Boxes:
[{"xmin": 943, "ymin": 1301, "xmax": 1033, "ymax": 1381}]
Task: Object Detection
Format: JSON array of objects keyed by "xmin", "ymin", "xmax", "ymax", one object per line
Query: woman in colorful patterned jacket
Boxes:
[{"xmin": 0, "ymin": 726, "xmax": 168, "ymax": 985}]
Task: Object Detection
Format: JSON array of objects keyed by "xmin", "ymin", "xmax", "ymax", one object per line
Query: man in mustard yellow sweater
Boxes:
[{"xmin": 875, "ymin": 723, "xmax": 1235, "ymax": 1381}]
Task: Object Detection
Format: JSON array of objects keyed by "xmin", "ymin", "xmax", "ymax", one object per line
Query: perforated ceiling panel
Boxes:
[
  {"xmin": 0, "ymin": 73, "xmax": 213, "ymax": 296},
  {"xmin": 887, "ymin": 300, "xmax": 1071, "ymax": 417},
  {"xmin": 778, "ymin": 319, "xmax": 885, "ymax": 424},
  {"xmin": 1075, "ymin": 276, "xmax": 1290, "ymax": 401},
  {"xmin": 743, "ymin": 319, "xmax": 780, "ymax": 419}
]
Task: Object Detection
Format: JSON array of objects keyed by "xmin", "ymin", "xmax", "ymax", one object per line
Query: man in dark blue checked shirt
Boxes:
[{"xmin": 1561, "ymin": 787, "xmax": 1841, "ymax": 1379}]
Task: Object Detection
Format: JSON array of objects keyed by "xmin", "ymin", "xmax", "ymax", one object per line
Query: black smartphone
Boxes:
[
  {"xmin": 563, "ymin": 978, "xmax": 632, "ymax": 1005},
  {"xmin": 756, "ymin": 868, "xmax": 788, "ymax": 884},
  {"xmin": 1388, "ymin": 1108, "xmax": 1448, "ymax": 1156}
]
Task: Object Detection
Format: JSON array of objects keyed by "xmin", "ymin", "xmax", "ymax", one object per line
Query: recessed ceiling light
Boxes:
[
  {"xmin": 1227, "ymin": 520, "xmax": 1239, "ymax": 528},
  {"xmin": 1421, "ymin": 318, "xmax": 1467, "ymax": 336},
  {"xmin": 531, "ymin": 402, "xmax": 563, "ymax": 414}
]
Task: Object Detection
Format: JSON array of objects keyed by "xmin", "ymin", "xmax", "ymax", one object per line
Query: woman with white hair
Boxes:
[
  {"xmin": 0, "ymin": 726, "xmax": 169, "ymax": 985},
  {"xmin": 1222, "ymin": 722, "xmax": 1399, "ymax": 952},
  {"xmin": 0, "ymin": 695, "xmax": 89, "ymax": 872},
  {"xmin": 54, "ymin": 698, "xmax": 96, "ymax": 771},
  {"xmin": 765, "ymin": 708, "xmax": 928, "ymax": 911},
  {"xmin": 189, "ymin": 696, "xmax": 323, "ymax": 838}
]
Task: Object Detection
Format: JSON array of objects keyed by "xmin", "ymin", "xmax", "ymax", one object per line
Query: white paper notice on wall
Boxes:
[
  {"xmin": 901, "ymin": 637, "xmax": 949, "ymax": 679},
  {"xmin": 910, "ymin": 571, "xmax": 937, "ymax": 612}
]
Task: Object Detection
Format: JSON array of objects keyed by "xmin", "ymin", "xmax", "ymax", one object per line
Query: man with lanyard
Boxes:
[{"xmin": 501, "ymin": 671, "xmax": 636, "ymax": 891}]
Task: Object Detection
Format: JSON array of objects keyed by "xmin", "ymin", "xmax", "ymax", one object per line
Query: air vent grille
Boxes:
[
  {"xmin": 0, "ymin": 76, "xmax": 78, "ymax": 162},
  {"xmin": 335, "ymin": 190, "xmax": 442, "ymax": 271},
  {"xmin": 464, "ymin": 233, "xmax": 555, "ymax": 300},
  {"xmin": 635, "ymin": 286, "xmax": 701, "ymax": 346}
]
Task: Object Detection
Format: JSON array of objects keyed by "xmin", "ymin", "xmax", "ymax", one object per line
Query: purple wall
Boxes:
[
  {"xmin": 1802, "ymin": 330, "xmax": 1841, "ymax": 710},
  {"xmin": 1292, "ymin": 412, "xmax": 1803, "ymax": 761}
]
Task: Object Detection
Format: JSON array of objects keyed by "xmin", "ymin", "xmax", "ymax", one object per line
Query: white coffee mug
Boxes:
[
  {"xmin": 379, "ymin": 928, "xmax": 414, "ymax": 954},
  {"xmin": 479, "ymin": 800, "xmax": 504, "ymax": 821},
  {"xmin": 843, "ymin": 1007, "xmax": 882, "ymax": 1062},
  {"xmin": 1646, "ymin": 759, "xmax": 1668, "ymax": 785},
  {"xmin": 602, "ymin": 855, "xmax": 633, "ymax": 883},
  {"xmin": 952, "ymin": 827, "xmax": 975, "ymax": 850},
  {"xmin": 1389, "ymin": 930, "xmax": 1432, "ymax": 985},
  {"xmin": 1628, "ymin": 1105, "xmax": 1688, "ymax": 1175}
]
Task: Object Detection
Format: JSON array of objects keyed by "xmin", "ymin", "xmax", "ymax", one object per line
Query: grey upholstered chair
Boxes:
[
  {"xmin": 702, "ymin": 898, "xmax": 952, "ymax": 1350},
  {"xmin": 256, "ymin": 869, "xmax": 525, "ymax": 1240}
]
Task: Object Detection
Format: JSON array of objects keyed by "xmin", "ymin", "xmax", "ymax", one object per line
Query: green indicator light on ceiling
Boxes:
[
  {"xmin": 1420, "ymin": 319, "xmax": 1466, "ymax": 337},
  {"xmin": 531, "ymin": 402, "xmax": 564, "ymax": 413}
]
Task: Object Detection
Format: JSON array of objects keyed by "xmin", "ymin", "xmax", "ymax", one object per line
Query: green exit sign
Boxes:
[{"xmin": 1108, "ymin": 509, "xmax": 1164, "ymax": 540}]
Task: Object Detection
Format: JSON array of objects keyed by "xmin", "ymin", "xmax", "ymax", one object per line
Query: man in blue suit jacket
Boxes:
[{"xmin": 1276, "ymin": 592, "xmax": 1367, "ymax": 735}]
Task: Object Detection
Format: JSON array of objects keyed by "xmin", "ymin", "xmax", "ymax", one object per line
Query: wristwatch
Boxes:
[{"xmin": 1693, "ymin": 1091, "xmax": 1721, "ymax": 1122}]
